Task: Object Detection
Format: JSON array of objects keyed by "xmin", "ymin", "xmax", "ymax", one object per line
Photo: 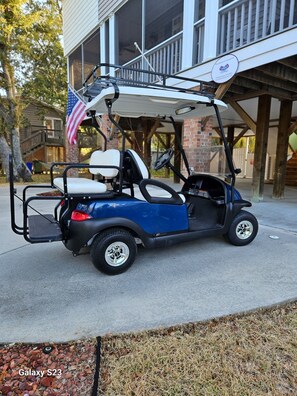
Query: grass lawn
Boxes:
[
  {"xmin": 0, "ymin": 174, "xmax": 52, "ymax": 184},
  {"xmin": 99, "ymin": 302, "xmax": 297, "ymax": 395},
  {"xmin": 0, "ymin": 166, "xmax": 172, "ymax": 184}
]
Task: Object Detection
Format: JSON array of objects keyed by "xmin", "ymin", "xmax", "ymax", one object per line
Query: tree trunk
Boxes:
[
  {"xmin": 12, "ymin": 127, "xmax": 32, "ymax": 181},
  {"xmin": 1, "ymin": 45, "xmax": 32, "ymax": 182},
  {"xmin": 0, "ymin": 135, "xmax": 18, "ymax": 181}
]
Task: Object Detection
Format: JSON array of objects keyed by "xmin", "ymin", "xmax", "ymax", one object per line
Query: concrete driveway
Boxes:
[{"xmin": 0, "ymin": 181, "xmax": 296, "ymax": 343}]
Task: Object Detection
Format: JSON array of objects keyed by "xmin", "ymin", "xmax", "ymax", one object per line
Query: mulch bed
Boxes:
[
  {"xmin": 0, "ymin": 340, "xmax": 96, "ymax": 396},
  {"xmin": 36, "ymin": 191, "xmax": 62, "ymax": 197}
]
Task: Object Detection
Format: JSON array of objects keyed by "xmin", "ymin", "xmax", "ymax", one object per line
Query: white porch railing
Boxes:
[
  {"xmin": 122, "ymin": 33, "xmax": 183, "ymax": 80},
  {"xmin": 218, "ymin": 0, "xmax": 297, "ymax": 54}
]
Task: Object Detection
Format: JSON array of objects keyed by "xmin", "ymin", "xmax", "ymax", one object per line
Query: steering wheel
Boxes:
[{"xmin": 154, "ymin": 148, "xmax": 174, "ymax": 170}]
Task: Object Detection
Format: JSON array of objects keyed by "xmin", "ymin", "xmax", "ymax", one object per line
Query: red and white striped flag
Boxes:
[{"xmin": 66, "ymin": 86, "xmax": 86, "ymax": 144}]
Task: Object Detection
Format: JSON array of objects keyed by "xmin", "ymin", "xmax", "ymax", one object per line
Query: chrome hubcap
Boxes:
[
  {"xmin": 236, "ymin": 220, "xmax": 253, "ymax": 240},
  {"xmin": 105, "ymin": 242, "xmax": 129, "ymax": 267}
]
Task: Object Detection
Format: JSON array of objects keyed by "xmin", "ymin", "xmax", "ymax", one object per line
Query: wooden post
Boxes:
[
  {"xmin": 134, "ymin": 131, "xmax": 144, "ymax": 156},
  {"xmin": 252, "ymin": 95, "xmax": 271, "ymax": 201},
  {"xmin": 143, "ymin": 120, "xmax": 152, "ymax": 167},
  {"xmin": 174, "ymin": 123, "xmax": 182, "ymax": 184},
  {"xmin": 227, "ymin": 126, "xmax": 235, "ymax": 155},
  {"xmin": 165, "ymin": 133, "xmax": 171, "ymax": 178},
  {"xmin": 229, "ymin": 101, "xmax": 257, "ymax": 132},
  {"xmin": 273, "ymin": 100, "xmax": 293, "ymax": 198},
  {"xmin": 215, "ymin": 77, "xmax": 236, "ymax": 99}
]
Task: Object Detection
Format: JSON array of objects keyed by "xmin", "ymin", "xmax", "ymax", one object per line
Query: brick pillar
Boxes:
[
  {"xmin": 182, "ymin": 117, "xmax": 213, "ymax": 174},
  {"xmin": 101, "ymin": 114, "xmax": 119, "ymax": 150},
  {"xmin": 65, "ymin": 137, "xmax": 79, "ymax": 176}
]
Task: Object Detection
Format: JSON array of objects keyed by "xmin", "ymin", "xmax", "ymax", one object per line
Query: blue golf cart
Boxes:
[{"xmin": 9, "ymin": 64, "xmax": 258, "ymax": 275}]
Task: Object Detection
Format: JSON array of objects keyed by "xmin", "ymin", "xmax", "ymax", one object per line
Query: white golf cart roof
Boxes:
[
  {"xmin": 85, "ymin": 85, "xmax": 227, "ymax": 119},
  {"xmin": 83, "ymin": 64, "xmax": 236, "ymax": 182},
  {"xmin": 83, "ymin": 64, "xmax": 227, "ymax": 120}
]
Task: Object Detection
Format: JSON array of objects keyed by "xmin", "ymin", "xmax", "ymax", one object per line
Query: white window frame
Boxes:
[{"xmin": 44, "ymin": 117, "xmax": 63, "ymax": 139}]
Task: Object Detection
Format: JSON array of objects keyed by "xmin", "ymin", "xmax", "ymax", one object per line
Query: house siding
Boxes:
[
  {"xmin": 21, "ymin": 103, "xmax": 64, "ymax": 141},
  {"xmin": 23, "ymin": 104, "xmax": 63, "ymax": 126},
  {"xmin": 23, "ymin": 104, "xmax": 44, "ymax": 127},
  {"xmin": 63, "ymin": 0, "xmax": 99, "ymax": 56},
  {"xmin": 98, "ymin": 0, "xmax": 127, "ymax": 24}
]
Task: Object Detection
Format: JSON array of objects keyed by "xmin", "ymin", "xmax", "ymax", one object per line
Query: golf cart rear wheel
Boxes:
[
  {"xmin": 91, "ymin": 228, "xmax": 137, "ymax": 275},
  {"xmin": 224, "ymin": 210, "xmax": 258, "ymax": 246}
]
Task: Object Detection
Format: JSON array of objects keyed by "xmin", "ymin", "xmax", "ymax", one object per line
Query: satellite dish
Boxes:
[{"xmin": 211, "ymin": 54, "xmax": 239, "ymax": 83}]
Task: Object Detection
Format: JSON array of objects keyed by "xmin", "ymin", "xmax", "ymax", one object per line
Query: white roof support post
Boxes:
[
  {"xmin": 203, "ymin": 0, "xmax": 219, "ymax": 61},
  {"xmin": 100, "ymin": 23, "xmax": 106, "ymax": 75},
  {"xmin": 182, "ymin": 0, "xmax": 195, "ymax": 70},
  {"xmin": 109, "ymin": 14, "xmax": 116, "ymax": 76}
]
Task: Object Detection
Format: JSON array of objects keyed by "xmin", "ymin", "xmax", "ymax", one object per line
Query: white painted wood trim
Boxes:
[
  {"xmin": 203, "ymin": 0, "xmax": 219, "ymax": 61},
  {"xmin": 178, "ymin": 27, "xmax": 297, "ymax": 83}
]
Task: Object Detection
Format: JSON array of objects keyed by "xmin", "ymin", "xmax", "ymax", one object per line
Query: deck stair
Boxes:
[
  {"xmin": 285, "ymin": 152, "xmax": 297, "ymax": 186},
  {"xmin": 21, "ymin": 129, "xmax": 64, "ymax": 159}
]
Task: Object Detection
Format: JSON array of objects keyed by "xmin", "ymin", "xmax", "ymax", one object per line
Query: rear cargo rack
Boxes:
[{"xmin": 83, "ymin": 63, "xmax": 216, "ymax": 102}]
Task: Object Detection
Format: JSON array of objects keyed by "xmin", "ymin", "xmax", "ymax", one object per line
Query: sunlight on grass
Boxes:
[{"xmin": 100, "ymin": 302, "xmax": 297, "ymax": 395}]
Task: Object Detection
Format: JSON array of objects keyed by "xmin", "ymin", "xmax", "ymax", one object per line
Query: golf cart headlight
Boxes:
[{"xmin": 175, "ymin": 106, "xmax": 195, "ymax": 115}]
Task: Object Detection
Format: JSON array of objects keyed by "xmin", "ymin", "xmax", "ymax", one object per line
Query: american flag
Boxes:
[{"xmin": 66, "ymin": 86, "xmax": 86, "ymax": 144}]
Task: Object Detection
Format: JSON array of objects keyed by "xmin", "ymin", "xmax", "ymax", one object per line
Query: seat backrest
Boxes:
[
  {"xmin": 123, "ymin": 149, "xmax": 150, "ymax": 184},
  {"xmin": 89, "ymin": 149, "xmax": 120, "ymax": 178}
]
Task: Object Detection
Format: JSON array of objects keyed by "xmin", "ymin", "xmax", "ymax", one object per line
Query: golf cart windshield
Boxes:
[{"xmin": 194, "ymin": 145, "xmax": 235, "ymax": 181}]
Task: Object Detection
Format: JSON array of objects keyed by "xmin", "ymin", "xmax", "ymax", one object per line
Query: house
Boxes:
[
  {"xmin": 62, "ymin": 0, "xmax": 297, "ymax": 198},
  {"xmin": 20, "ymin": 99, "xmax": 99, "ymax": 170},
  {"xmin": 20, "ymin": 99, "xmax": 66, "ymax": 168}
]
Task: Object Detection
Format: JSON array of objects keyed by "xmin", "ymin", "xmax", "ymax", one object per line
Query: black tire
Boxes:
[
  {"xmin": 224, "ymin": 210, "xmax": 258, "ymax": 246},
  {"xmin": 90, "ymin": 228, "xmax": 137, "ymax": 275}
]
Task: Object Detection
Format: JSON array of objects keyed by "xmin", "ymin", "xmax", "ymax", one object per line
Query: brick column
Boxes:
[
  {"xmin": 182, "ymin": 117, "xmax": 213, "ymax": 173},
  {"xmin": 65, "ymin": 137, "xmax": 79, "ymax": 176}
]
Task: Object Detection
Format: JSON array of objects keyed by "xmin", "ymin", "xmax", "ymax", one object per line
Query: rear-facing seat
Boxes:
[{"xmin": 53, "ymin": 149, "xmax": 120, "ymax": 195}]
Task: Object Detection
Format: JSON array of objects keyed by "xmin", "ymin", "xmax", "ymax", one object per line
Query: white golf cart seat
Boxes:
[
  {"xmin": 123, "ymin": 149, "xmax": 185, "ymax": 204},
  {"xmin": 54, "ymin": 149, "xmax": 120, "ymax": 195}
]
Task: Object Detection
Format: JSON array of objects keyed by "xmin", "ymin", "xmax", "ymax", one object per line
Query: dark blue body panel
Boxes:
[
  {"xmin": 227, "ymin": 185, "xmax": 242, "ymax": 201},
  {"xmin": 76, "ymin": 197, "xmax": 189, "ymax": 235}
]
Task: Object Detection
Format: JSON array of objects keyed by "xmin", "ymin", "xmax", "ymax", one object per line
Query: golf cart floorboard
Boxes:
[
  {"xmin": 188, "ymin": 217, "xmax": 223, "ymax": 231},
  {"xmin": 28, "ymin": 214, "xmax": 63, "ymax": 242}
]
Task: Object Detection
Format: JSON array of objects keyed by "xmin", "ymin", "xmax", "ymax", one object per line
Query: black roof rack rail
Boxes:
[{"xmin": 83, "ymin": 63, "xmax": 215, "ymax": 102}]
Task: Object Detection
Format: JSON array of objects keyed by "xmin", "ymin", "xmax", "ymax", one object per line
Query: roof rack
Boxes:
[{"xmin": 83, "ymin": 63, "xmax": 215, "ymax": 102}]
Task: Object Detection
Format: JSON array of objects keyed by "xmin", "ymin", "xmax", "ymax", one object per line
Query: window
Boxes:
[
  {"xmin": 83, "ymin": 30, "xmax": 100, "ymax": 80},
  {"xmin": 194, "ymin": 0, "xmax": 205, "ymax": 65},
  {"xmin": 47, "ymin": 147, "xmax": 64, "ymax": 163},
  {"xmin": 145, "ymin": 0, "xmax": 183, "ymax": 50},
  {"xmin": 45, "ymin": 118, "xmax": 63, "ymax": 139},
  {"xmin": 69, "ymin": 30, "xmax": 100, "ymax": 91},
  {"xmin": 219, "ymin": 0, "xmax": 236, "ymax": 8},
  {"xmin": 116, "ymin": 0, "xmax": 142, "ymax": 65},
  {"xmin": 194, "ymin": 0, "xmax": 205, "ymax": 22},
  {"xmin": 105, "ymin": 20, "xmax": 110, "ymax": 65},
  {"xmin": 69, "ymin": 46, "xmax": 83, "ymax": 90}
]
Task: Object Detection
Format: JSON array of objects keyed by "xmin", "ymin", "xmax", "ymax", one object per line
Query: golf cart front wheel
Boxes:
[
  {"xmin": 224, "ymin": 210, "xmax": 258, "ymax": 246},
  {"xmin": 91, "ymin": 228, "xmax": 137, "ymax": 275}
]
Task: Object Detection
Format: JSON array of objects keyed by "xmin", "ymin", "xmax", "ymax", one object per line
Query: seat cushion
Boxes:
[
  {"xmin": 54, "ymin": 177, "xmax": 107, "ymax": 194},
  {"xmin": 89, "ymin": 149, "xmax": 120, "ymax": 178},
  {"xmin": 127, "ymin": 149, "xmax": 150, "ymax": 179}
]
